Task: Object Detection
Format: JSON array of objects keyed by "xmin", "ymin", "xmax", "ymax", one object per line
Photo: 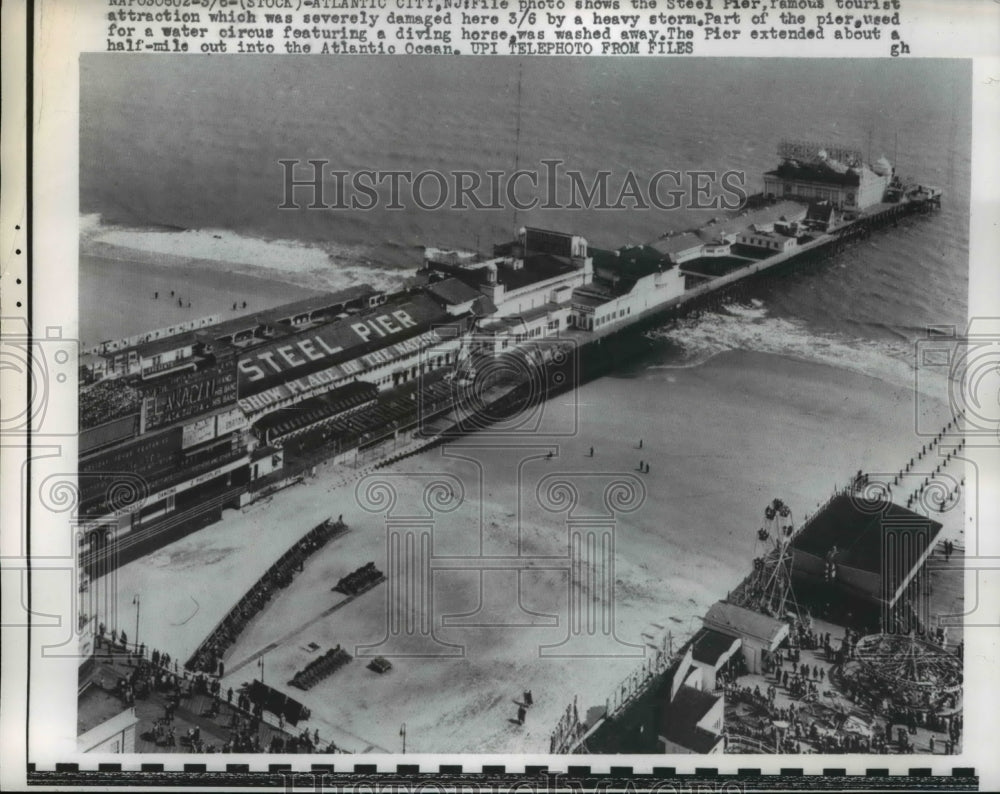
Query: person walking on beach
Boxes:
[
  {"xmin": 589, "ymin": 447, "xmax": 594, "ymax": 457},
  {"xmin": 639, "ymin": 439, "xmax": 643, "ymax": 449},
  {"xmin": 517, "ymin": 705, "xmax": 526, "ymax": 725},
  {"xmin": 154, "ymin": 291, "xmax": 159, "ymax": 299}
]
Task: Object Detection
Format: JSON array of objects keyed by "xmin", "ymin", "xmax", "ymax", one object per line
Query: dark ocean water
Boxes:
[{"xmin": 80, "ymin": 56, "xmax": 970, "ymax": 357}]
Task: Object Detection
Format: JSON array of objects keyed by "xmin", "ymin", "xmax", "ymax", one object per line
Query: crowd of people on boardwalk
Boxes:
[
  {"xmin": 722, "ymin": 617, "xmax": 963, "ymax": 755},
  {"xmin": 80, "ymin": 378, "xmax": 142, "ymax": 428},
  {"xmin": 147, "ymin": 671, "xmax": 340, "ymax": 753},
  {"xmin": 90, "ymin": 520, "xmax": 354, "ymax": 753},
  {"xmin": 97, "ymin": 624, "xmax": 177, "ymax": 677},
  {"xmin": 266, "ymin": 728, "xmax": 338, "ymax": 754},
  {"xmin": 95, "ymin": 633, "xmax": 345, "ymax": 753},
  {"xmin": 725, "ymin": 684, "xmax": 888, "ymax": 755},
  {"xmin": 186, "ymin": 517, "xmax": 345, "ymax": 674},
  {"xmin": 725, "ymin": 674, "xmax": 888, "ymax": 754}
]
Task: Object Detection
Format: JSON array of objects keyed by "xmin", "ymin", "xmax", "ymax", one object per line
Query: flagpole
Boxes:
[{"xmin": 133, "ymin": 594, "xmax": 140, "ymax": 656}]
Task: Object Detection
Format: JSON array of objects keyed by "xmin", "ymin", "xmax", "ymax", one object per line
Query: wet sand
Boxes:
[
  {"xmin": 94, "ymin": 348, "xmax": 957, "ymax": 753},
  {"xmin": 80, "ymin": 250, "xmax": 321, "ymax": 348}
]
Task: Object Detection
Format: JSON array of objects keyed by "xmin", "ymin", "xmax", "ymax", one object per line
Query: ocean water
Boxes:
[
  {"xmin": 79, "ymin": 59, "xmax": 971, "ymax": 750},
  {"xmin": 80, "ymin": 56, "xmax": 971, "ymax": 390}
]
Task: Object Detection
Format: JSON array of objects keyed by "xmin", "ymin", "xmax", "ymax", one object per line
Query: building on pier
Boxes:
[
  {"xmin": 702, "ymin": 601, "xmax": 790, "ymax": 676},
  {"xmin": 789, "ymin": 493, "xmax": 944, "ymax": 631},
  {"xmin": 763, "ymin": 141, "xmax": 893, "ymax": 212}
]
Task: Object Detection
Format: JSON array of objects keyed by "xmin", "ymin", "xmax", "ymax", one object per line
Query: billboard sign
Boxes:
[
  {"xmin": 217, "ymin": 406, "xmax": 249, "ymax": 435},
  {"xmin": 141, "ymin": 360, "xmax": 238, "ymax": 432},
  {"xmin": 525, "ymin": 228, "xmax": 575, "ymax": 258},
  {"xmin": 182, "ymin": 415, "xmax": 217, "ymax": 449},
  {"xmin": 80, "ymin": 426, "xmax": 182, "ymax": 479}
]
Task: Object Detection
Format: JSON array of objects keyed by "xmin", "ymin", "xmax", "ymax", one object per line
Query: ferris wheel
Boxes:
[
  {"xmin": 743, "ymin": 498, "xmax": 805, "ymax": 621},
  {"xmin": 751, "ymin": 498, "xmax": 794, "ymax": 563}
]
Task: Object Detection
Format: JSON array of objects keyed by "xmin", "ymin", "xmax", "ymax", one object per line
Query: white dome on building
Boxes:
[
  {"xmin": 826, "ymin": 158, "xmax": 849, "ymax": 174},
  {"xmin": 872, "ymin": 156, "xmax": 893, "ymax": 176}
]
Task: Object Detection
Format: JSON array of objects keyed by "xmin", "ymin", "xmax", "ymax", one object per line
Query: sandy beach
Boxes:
[
  {"xmin": 94, "ymin": 347, "xmax": 960, "ymax": 754},
  {"xmin": 80, "ymin": 221, "xmax": 416, "ymax": 348},
  {"xmin": 80, "ymin": 250, "xmax": 322, "ymax": 349}
]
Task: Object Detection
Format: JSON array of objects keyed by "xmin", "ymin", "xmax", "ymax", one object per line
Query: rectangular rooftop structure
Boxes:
[
  {"xmin": 765, "ymin": 160, "xmax": 862, "ymax": 187},
  {"xmin": 650, "ymin": 232, "xmax": 704, "ymax": 257},
  {"xmin": 134, "ymin": 330, "xmax": 199, "ymax": 359},
  {"xmin": 258, "ymin": 285, "xmax": 379, "ymax": 325},
  {"xmin": 703, "ymin": 601, "xmax": 788, "ymax": 647},
  {"xmin": 696, "ymin": 200, "xmax": 809, "ymax": 243},
  {"xmin": 659, "ymin": 685, "xmax": 724, "ymax": 754},
  {"xmin": 208, "ymin": 285, "xmax": 379, "ymax": 344},
  {"xmin": 691, "ymin": 628, "xmax": 742, "ymax": 667},
  {"xmin": 789, "ymin": 493, "xmax": 943, "ymax": 609},
  {"xmin": 425, "ymin": 277, "xmax": 483, "ymax": 308},
  {"xmin": 791, "ymin": 494, "xmax": 942, "ymax": 576}
]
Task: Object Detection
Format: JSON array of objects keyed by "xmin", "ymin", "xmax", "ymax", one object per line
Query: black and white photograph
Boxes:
[
  {"xmin": 4, "ymin": 2, "xmax": 1000, "ymax": 790},
  {"xmin": 72, "ymin": 55, "xmax": 971, "ymax": 757}
]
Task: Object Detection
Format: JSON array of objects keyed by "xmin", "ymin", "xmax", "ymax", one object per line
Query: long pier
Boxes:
[
  {"xmin": 88, "ymin": 190, "xmax": 942, "ymax": 577},
  {"xmin": 337, "ymin": 190, "xmax": 946, "ymax": 458}
]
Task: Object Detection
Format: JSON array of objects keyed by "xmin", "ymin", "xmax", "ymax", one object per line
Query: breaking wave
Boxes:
[
  {"xmin": 80, "ymin": 213, "xmax": 412, "ymax": 296},
  {"xmin": 647, "ymin": 300, "xmax": 952, "ymax": 402}
]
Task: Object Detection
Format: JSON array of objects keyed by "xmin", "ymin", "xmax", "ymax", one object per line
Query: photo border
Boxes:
[{"xmin": 2, "ymin": 0, "xmax": 998, "ymax": 790}]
